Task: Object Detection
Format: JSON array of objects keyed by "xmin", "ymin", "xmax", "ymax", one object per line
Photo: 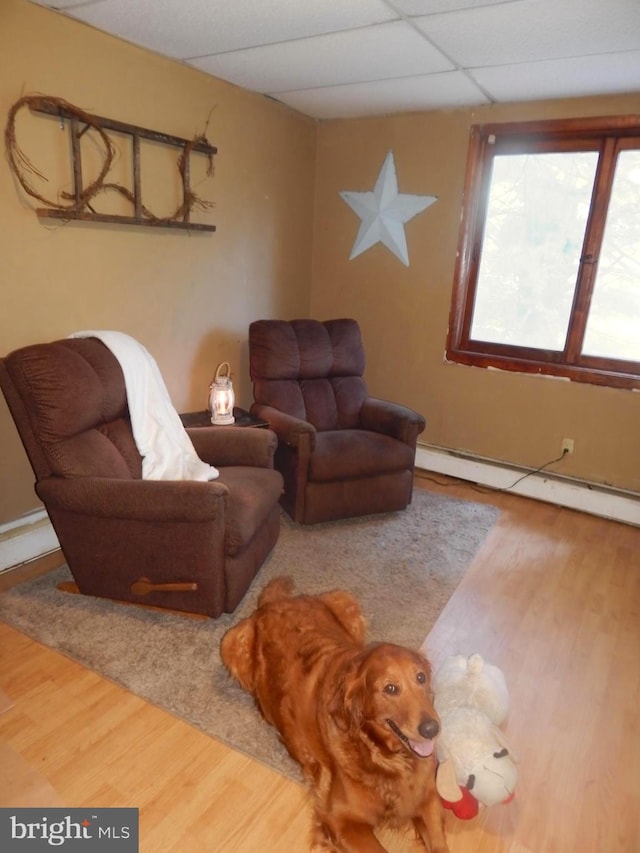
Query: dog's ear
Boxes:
[
  {"xmin": 345, "ymin": 674, "xmax": 368, "ymax": 732},
  {"xmin": 337, "ymin": 670, "xmax": 368, "ymax": 733},
  {"xmin": 327, "ymin": 684, "xmax": 348, "ymax": 731},
  {"xmin": 220, "ymin": 617, "xmax": 256, "ymax": 691},
  {"xmin": 327, "ymin": 661, "xmax": 367, "ymax": 732}
]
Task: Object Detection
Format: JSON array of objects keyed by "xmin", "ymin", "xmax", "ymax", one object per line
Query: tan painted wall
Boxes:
[
  {"xmin": 2, "ymin": 1, "xmax": 638, "ymax": 530},
  {"xmin": 0, "ymin": 0, "xmax": 316, "ymax": 524},
  {"xmin": 311, "ymin": 96, "xmax": 640, "ymax": 494}
]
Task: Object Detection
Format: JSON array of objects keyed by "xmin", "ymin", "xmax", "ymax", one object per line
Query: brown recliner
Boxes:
[
  {"xmin": 249, "ymin": 319, "xmax": 426, "ymax": 525},
  {"xmin": 0, "ymin": 337, "xmax": 283, "ymax": 617}
]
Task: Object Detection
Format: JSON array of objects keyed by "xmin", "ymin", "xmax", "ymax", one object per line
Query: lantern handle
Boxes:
[{"xmin": 214, "ymin": 361, "xmax": 231, "ymax": 382}]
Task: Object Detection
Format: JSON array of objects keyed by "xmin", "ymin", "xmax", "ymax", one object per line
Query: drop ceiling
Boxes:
[{"xmin": 30, "ymin": 0, "xmax": 640, "ymax": 119}]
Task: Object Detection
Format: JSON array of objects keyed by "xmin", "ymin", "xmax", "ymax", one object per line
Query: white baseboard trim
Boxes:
[
  {"xmin": 0, "ymin": 510, "xmax": 60, "ymax": 573},
  {"xmin": 415, "ymin": 444, "xmax": 640, "ymax": 527}
]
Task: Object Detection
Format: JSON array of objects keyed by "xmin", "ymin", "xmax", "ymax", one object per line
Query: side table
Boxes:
[{"xmin": 180, "ymin": 407, "xmax": 269, "ymax": 429}]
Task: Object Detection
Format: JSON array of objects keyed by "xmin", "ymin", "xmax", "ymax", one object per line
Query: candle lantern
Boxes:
[{"xmin": 209, "ymin": 361, "xmax": 235, "ymax": 424}]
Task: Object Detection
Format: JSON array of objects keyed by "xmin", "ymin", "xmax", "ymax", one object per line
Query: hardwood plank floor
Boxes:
[{"xmin": 1, "ymin": 477, "xmax": 639, "ymax": 851}]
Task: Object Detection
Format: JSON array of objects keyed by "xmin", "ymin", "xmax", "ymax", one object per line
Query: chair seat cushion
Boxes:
[
  {"xmin": 308, "ymin": 430, "xmax": 414, "ymax": 483},
  {"xmin": 218, "ymin": 466, "xmax": 283, "ymax": 555}
]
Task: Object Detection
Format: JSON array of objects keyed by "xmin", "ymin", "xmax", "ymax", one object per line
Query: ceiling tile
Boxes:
[
  {"xmin": 272, "ymin": 71, "xmax": 489, "ymax": 119},
  {"xmin": 190, "ymin": 22, "xmax": 453, "ymax": 93},
  {"xmin": 473, "ymin": 51, "xmax": 640, "ymax": 103},
  {"xmin": 61, "ymin": 0, "xmax": 398, "ymax": 59},
  {"xmin": 414, "ymin": 0, "xmax": 640, "ymax": 67}
]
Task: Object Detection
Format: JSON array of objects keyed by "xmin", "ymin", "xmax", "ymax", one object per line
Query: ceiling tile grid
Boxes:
[
  {"xmin": 27, "ymin": 0, "xmax": 640, "ymax": 118},
  {"xmin": 275, "ymin": 71, "xmax": 490, "ymax": 120}
]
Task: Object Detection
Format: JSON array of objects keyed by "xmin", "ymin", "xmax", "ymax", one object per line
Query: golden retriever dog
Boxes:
[{"xmin": 221, "ymin": 576, "xmax": 448, "ymax": 853}]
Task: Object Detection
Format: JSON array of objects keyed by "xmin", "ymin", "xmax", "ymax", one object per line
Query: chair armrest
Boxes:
[
  {"xmin": 360, "ymin": 397, "xmax": 426, "ymax": 445},
  {"xmin": 250, "ymin": 404, "xmax": 316, "ymax": 450},
  {"xmin": 188, "ymin": 425, "xmax": 277, "ymax": 468},
  {"xmin": 36, "ymin": 476, "xmax": 227, "ymax": 523}
]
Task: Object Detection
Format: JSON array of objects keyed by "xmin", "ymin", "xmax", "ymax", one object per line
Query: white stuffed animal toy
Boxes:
[{"xmin": 433, "ymin": 653, "xmax": 517, "ymax": 820}]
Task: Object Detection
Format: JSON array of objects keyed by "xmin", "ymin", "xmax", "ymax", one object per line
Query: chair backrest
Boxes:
[
  {"xmin": 249, "ymin": 319, "xmax": 368, "ymax": 430},
  {"xmin": 0, "ymin": 338, "xmax": 142, "ymax": 481}
]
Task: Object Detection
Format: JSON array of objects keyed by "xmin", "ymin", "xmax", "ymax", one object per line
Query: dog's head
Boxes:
[{"xmin": 334, "ymin": 643, "xmax": 440, "ymax": 759}]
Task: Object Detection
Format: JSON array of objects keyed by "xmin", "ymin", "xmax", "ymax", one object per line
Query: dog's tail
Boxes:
[{"xmin": 258, "ymin": 575, "xmax": 295, "ymax": 607}]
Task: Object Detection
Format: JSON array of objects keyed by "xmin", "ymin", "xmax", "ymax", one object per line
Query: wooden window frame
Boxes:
[{"xmin": 446, "ymin": 115, "xmax": 640, "ymax": 390}]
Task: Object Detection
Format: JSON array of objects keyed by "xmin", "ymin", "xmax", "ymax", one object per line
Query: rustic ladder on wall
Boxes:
[{"xmin": 30, "ymin": 98, "xmax": 217, "ymax": 232}]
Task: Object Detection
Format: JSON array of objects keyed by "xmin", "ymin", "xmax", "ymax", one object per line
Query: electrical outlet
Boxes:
[{"xmin": 561, "ymin": 438, "xmax": 574, "ymax": 455}]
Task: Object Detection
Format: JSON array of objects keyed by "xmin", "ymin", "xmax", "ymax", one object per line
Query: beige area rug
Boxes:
[{"xmin": 0, "ymin": 490, "xmax": 498, "ymax": 782}]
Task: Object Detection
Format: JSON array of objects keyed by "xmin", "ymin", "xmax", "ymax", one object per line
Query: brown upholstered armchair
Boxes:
[
  {"xmin": 249, "ymin": 319, "xmax": 426, "ymax": 525},
  {"xmin": 0, "ymin": 337, "xmax": 283, "ymax": 617}
]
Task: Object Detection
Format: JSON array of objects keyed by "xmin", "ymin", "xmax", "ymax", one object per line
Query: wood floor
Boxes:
[{"xmin": 1, "ymin": 476, "xmax": 639, "ymax": 852}]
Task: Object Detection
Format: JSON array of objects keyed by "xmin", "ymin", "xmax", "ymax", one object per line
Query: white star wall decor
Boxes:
[{"xmin": 339, "ymin": 151, "xmax": 437, "ymax": 267}]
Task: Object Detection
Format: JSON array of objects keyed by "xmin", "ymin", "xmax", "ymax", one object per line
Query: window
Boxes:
[{"xmin": 447, "ymin": 116, "xmax": 640, "ymax": 390}]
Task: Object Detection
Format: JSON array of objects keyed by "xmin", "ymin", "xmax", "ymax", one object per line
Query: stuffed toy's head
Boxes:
[
  {"xmin": 432, "ymin": 653, "xmax": 510, "ymax": 724},
  {"xmin": 436, "ymin": 707, "xmax": 517, "ymax": 815},
  {"xmin": 433, "ymin": 654, "xmax": 517, "ymax": 819}
]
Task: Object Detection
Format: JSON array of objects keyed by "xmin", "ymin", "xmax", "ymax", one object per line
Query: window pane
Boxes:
[
  {"xmin": 471, "ymin": 152, "xmax": 598, "ymax": 349},
  {"xmin": 582, "ymin": 150, "xmax": 640, "ymax": 361}
]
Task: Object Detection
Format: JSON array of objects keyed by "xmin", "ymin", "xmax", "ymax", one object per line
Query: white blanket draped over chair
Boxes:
[{"xmin": 70, "ymin": 330, "xmax": 219, "ymax": 482}]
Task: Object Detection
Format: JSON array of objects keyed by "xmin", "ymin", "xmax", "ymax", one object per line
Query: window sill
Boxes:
[{"xmin": 445, "ymin": 348, "xmax": 640, "ymax": 391}]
